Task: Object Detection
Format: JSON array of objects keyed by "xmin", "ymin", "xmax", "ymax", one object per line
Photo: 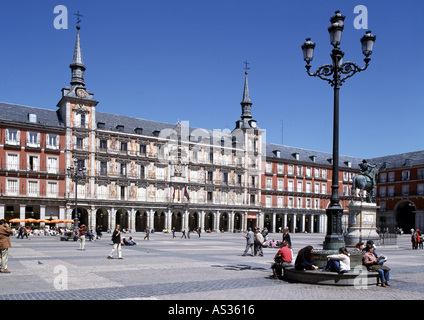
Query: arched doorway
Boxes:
[
  {"xmin": 172, "ymin": 211, "xmax": 182, "ymax": 231},
  {"xmin": 219, "ymin": 212, "xmax": 229, "ymax": 232},
  {"xmin": 396, "ymin": 201, "xmax": 416, "ymax": 231},
  {"xmin": 204, "ymin": 212, "xmax": 214, "ymax": 232},
  {"xmin": 116, "ymin": 209, "xmax": 129, "ymax": 230},
  {"xmin": 264, "ymin": 214, "xmax": 272, "ymax": 231},
  {"xmin": 234, "ymin": 212, "xmax": 242, "ymax": 232},
  {"xmin": 154, "ymin": 211, "xmax": 165, "ymax": 231},
  {"xmin": 73, "ymin": 207, "xmax": 88, "ymax": 227},
  {"xmin": 95, "ymin": 208, "xmax": 108, "ymax": 232},
  {"xmin": 136, "ymin": 210, "xmax": 147, "ymax": 232},
  {"xmin": 189, "ymin": 212, "xmax": 199, "ymax": 231}
]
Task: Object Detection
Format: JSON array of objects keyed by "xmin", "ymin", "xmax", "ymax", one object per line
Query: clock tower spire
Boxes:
[
  {"xmin": 235, "ymin": 61, "xmax": 257, "ymax": 130},
  {"xmin": 70, "ymin": 25, "xmax": 86, "ymax": 88}
]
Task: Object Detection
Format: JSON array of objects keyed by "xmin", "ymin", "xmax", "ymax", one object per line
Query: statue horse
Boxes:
[{"xmin": 351, "ymin": 165, "xmax": 379, "ymax": 203}]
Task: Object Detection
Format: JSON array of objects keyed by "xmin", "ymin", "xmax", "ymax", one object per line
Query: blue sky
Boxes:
[{"xmin": 0, "ymin": 0, "xmax": 423, "ymax": 159}]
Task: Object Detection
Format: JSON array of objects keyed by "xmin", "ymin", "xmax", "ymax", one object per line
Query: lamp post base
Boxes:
[{"xmin": 323, "ymin": 206, "xmax": 345, "ymax": 250}]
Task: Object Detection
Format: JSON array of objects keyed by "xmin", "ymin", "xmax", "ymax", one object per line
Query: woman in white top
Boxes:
[{"xmin": 323, "ymin": 247, "xmax": 351, "ymax": 273}]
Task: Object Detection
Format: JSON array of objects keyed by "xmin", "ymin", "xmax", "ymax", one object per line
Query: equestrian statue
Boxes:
[{"xmin": 351, "ymin": 160, "xmax": 380, "ymax": 203}]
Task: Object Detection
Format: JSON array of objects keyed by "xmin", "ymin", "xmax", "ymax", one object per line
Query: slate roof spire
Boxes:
[
  {"xmin": 240, "ymin": 71, "xmax": 252, "ymax": 120},
  {"xmin": 69, "ymin": 25, "xmax": 86, "ymax": 87}
]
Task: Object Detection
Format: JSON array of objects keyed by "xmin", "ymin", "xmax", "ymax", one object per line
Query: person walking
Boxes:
[
  {"xmin": 96, "ymin": 225, "xmax": 103, "ymax": 240},
  {"xmin": 172, "ymin": 227, "xmax": 176, "ymax": 238},
  {"xmin": 254, "ymin": 230, "xmax": 265, "ymax": 256},
  {"xmin": 0, "ymin": 220, "xmax": 13, "ymax": 273},
  {"xmin": 78, "ymin": 224, "xmax": 87, "ymax": 251},
  {"xmin": 144, "ymin": 226, "xmax": 150, "ymax": 240},
  {"xmin": 242, "ymin": 228, "xmax": 255, "ymax": 256},
  {"xmin": 107, "ymin": 225, "xmax": 123, "ymax": 260},
  {"xmin": 282, "ymin": 228, "xmax": 291, "ymax": 247}
]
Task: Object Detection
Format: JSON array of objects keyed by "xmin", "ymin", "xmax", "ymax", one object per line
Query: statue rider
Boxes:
[{"xmin": 358, "ymin": 159, "xmax": 377, "ymax": 189}]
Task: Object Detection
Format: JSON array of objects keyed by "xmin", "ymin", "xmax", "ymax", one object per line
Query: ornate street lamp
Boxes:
[
  {"xmin": 67, "ymin": 158, "xmax": 87, "ymax": 231},
  {"xmin": 301, "ymin": 10, "xmax": 376, "ymax": 250}
]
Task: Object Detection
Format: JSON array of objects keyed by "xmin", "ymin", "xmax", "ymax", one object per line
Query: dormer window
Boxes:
[
  {"xmin": 152, "ymin": 130, "xmax": 160, "ymax": 137},
  {"xmin": 28, "ymin": 113, "xmax": 37, "ymax": 123},
  {"xmin": 134, "ymin": 128, "xmax": 143, "ymax": 135},
  {"xmin": 116, "ymin": 125, "xmax": 124, "ymax": 132},
  {"xmin": 273, "ymin": 150, "xmax": 281, "ymax": 158},
  {"xmin": 310, "ymin": 155, "xmax": 317, "ymax": 162},
  {"xmin": 292, "ymin": 153, "xmax": 300, "ymax": 160},
  {"xmin": 97, "ymin": 122, "xmax": 105, "ymax": 129}
]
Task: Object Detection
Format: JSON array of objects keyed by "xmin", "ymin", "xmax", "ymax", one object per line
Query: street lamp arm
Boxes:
[
  {"xmin": 305, "ymin": 63, "xmax": 335, "ymax": 86},
  {"xmin": 339, "ymin": 58, "xmax": 370, "ymax": 85}
]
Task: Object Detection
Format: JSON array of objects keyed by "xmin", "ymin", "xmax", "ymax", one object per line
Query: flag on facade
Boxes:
[{"xmin": 184, "ymin": 186, "xmax": 190, "ymax": 201}]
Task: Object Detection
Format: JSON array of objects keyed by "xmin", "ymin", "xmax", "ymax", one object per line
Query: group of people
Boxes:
[
  {"xmin": 268, "ymin": 231, "xmax": 391, "ymax": 287},
  {"xmin": 242, "ymin": 227, "xmax": 271, "ymax": 257},
  {"xmin": 411, "ymin": 229, "xmax": 423, "ymax": 249}
]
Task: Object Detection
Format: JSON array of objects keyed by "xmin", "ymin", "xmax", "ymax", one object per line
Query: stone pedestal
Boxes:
[{"xmin": 345, "ymin": 202, "xmax": 380, "ymax": 247}]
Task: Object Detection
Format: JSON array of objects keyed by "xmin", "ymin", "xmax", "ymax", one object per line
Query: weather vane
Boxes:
[
  {"xmin": 74, "ymin": 11, "xmax": 83, "ymax": 26},
  {"xmin": 243, "ymin": 60, "xmax": 250, "ymax": 73}
]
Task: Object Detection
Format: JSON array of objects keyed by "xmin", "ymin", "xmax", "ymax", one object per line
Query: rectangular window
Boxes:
[
  {"xmin": 288, "ymin": 180, "xmax": 294, "ymax": 192},
  {"xmin": 277, "ymin": 163, "xmax": 284, "ymax": 175},
  {"xmin": 28, "ymin": 155, "xmax": 39, "ymax": 171},
  {"xmin": 297, "ymin": 181, "xmax": 303, "ymax": 192},
  {"xmin": 277, "ymin": 196, "xmax": 283, "ymax": 208},
  {"xmin": 28, "ymin": 181, "xmax": 38, "ymax": 197},
  {"xmin": 388, "ymin": 186, "xmax": 394, "ymax": 196},
  {"xmin": 277, "ymin": 179, "xmax": 284, "ymax": 191},
  {"xmin": 314, "ymin": 182, "xmax": 320, "ymax": 194},
  {"xmin": 99, "ymin": 140, "xmax": 107, "ymax": 151},
  {"xmin": 100, "ymin": 161, "xmax": 107, "ymax": 176},
  {"xmin": 265, "ymin": 195, "xmax": 272, "ymax": 208},
  {"xmin": 47, "ymin": 157, "xmax": 58, "ymax": 173},
  {"xmin": 47, "ymin": 134, "xmax": 59, "ymax": 149},
  {"xmin": 288, "ymin": 197, "xmax": 294, "ymax": 208},
  {"xmin": 6, "ymin": 153, "xmax": 19, "ymax": 171},
  {"xmin": 402, "ymin": 170, "xmax": 410, "ymax": 181},
  {"xmin": 27, "ymin": 132, "xmax": 39, "ymax": 147},
  {"xmin": 47, "ymin": 181, "xmax": 58, "ymax": 197},
  {"xmin": 266, "ymin": 178, "xmax": 272, "ymax": 190},
  {"xmin": 306, "ymin": 182, "xmax": 312, "ymax": 193},
  {"xmin": 388, "ymin": 172, "xmax": 395, "ymax": 182},
  {"xmin": 6, "ymin": 179, "xmax": 18, "ymax": 196},
  {"xmin": 402, "ymin": 184, "xmax": 409, "ymax": 195}
]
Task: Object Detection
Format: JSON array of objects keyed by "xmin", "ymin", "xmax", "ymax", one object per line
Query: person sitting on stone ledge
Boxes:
[
  {"xmin": 294, "ymin": 245, "xmax": 318, "ymax": 271},
  {"xmin": 271, "ymin": 241, "xmax": 293, "ymax": 279},
  {"xmin": 323, "ymin": 247, "xmax": 351, "ymax": 274},
  {"xmin": 363, "ymin": 243, "xmax": 391, "ymax": 287}
]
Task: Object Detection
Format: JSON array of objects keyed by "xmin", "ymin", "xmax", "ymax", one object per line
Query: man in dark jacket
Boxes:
[
  {"xmin": 107, "ymin": 225, "xmax": 123, "ymax": 259},
  {"xmin": 0, "ymin": 220, "xmax": 13, "ymax": 273}
]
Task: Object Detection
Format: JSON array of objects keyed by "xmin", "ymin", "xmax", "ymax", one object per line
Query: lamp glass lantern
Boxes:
[
  {"xmin": 328, "ymin": 22, "xmax": 344, "ymax": 46},
  {"xmin": 301, "ymin": 38, "xmax": 315, "ymax": 63},
  {"xmin": 360, "ymin": 30, "xmax": 376, "ymax": 57},
  {"xmin": 330, "ymin": 10, "xmax": 345, "ymax": 26}
]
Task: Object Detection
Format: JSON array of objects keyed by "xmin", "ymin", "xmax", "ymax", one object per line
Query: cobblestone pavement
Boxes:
[{"xmin": 1, "ymin": 231, "xmax": 423, "ymax": 301}]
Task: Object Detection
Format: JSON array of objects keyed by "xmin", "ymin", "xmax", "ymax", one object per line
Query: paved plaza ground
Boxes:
[{"xmin": 1, "ymin": 230, "xmax": 423, "ymax": 304}]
